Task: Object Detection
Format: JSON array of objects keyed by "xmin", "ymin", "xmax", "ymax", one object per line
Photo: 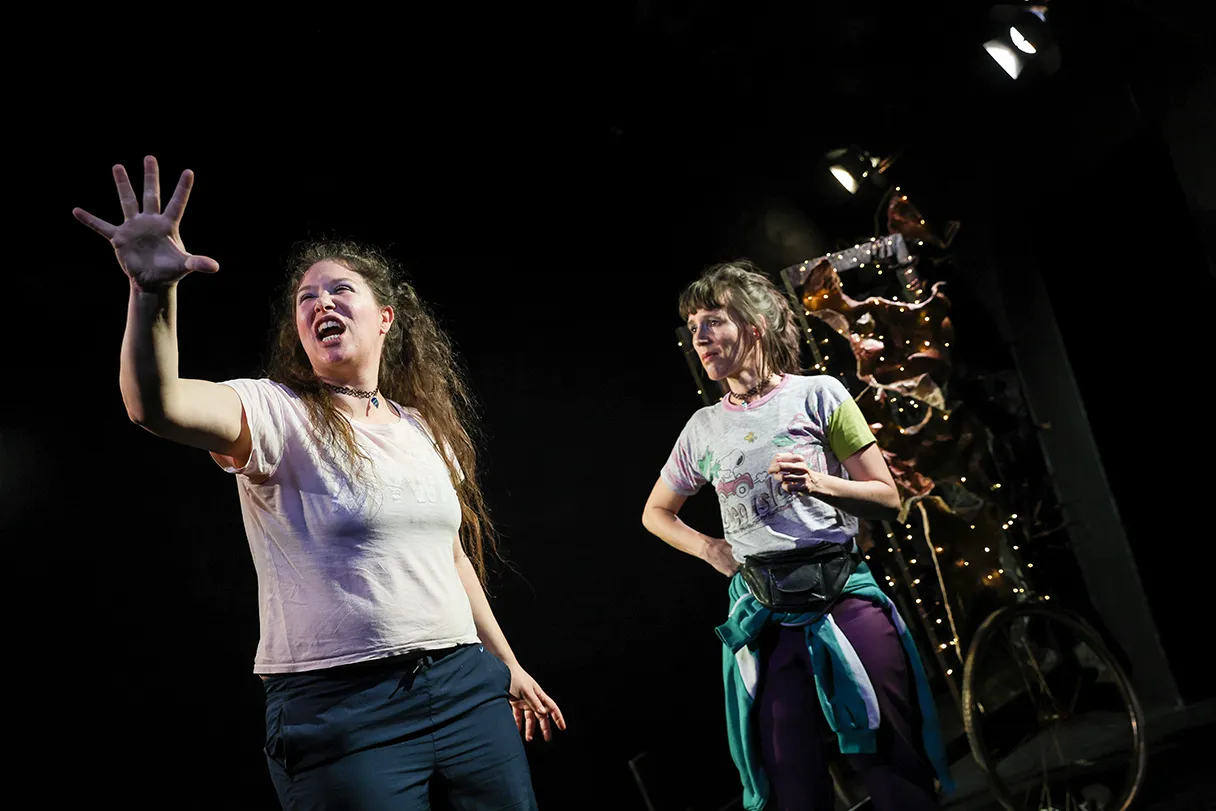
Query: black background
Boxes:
[{"xmin": 7, "ymin": 2, "xmax": 1213, "ymax": 809}]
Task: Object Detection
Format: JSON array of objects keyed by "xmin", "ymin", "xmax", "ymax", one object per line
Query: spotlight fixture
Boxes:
[
  {"xmin": 983, "ymin": 4, "xmax": 1060, "ymax": 80},
  {"xmin": 825, "ymin": 145, "xmax": 897, "ymax": 195}
]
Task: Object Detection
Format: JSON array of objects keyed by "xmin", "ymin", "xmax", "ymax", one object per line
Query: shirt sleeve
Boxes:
[
  {"xmin": 817, "ymin": 377, "xmax": 876, "ymax": 462},
  {"xmin": 213, "ymin": 378, "xmax": 290, "ymax": 480},
  {"xmin": 660, "ymin": 415, "xmax": 708, "ymax": 496}
]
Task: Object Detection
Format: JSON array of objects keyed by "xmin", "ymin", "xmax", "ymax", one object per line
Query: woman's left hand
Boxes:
[
  {"xmin": 768, "ymin": 453, "xmax": 826, "ymax": 495},
  {"xmin": 508, "ymin": 663, "xmax": 567, "ymax": 742}
]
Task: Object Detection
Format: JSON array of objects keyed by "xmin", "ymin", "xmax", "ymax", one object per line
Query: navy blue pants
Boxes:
[
  {"xmin": 755, "ymin": 597, "xmax": 939, "ymax": 811},
  {"xmin": 263, "ymin": 644, "xmax": 537, "ymax": 810}
]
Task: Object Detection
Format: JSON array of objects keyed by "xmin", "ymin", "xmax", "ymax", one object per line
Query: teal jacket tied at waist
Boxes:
[{"xmin": 715, "ymin": 561, "xmax": 954, "ymax": 811}]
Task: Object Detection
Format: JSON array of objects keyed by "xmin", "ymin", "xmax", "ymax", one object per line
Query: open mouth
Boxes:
[{"xmin": 316, "ymin": 319, "xmax": 347, "ymax": 344}]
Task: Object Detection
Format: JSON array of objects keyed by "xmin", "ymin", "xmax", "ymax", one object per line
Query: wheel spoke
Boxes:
[{"xmin": 963, "ymin": 606, "xmax": 1146, "ymax": 811}]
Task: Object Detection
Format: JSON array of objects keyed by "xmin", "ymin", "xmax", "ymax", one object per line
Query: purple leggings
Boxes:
[{"xmin": 755, "ymin": 597, "xmax": 939, "ymax": 811}]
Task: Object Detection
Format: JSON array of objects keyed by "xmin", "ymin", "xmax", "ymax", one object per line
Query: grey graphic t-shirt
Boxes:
[{"xmin": 661, "ymin": 374, "xmax": 877, "ymax": 561}]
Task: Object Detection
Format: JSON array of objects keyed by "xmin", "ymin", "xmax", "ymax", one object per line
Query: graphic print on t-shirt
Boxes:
[
  {"xmin": 661, "ymin": 374, "xmax": 868, "ymax": 560},
  {"xmin": 696, "ymin": 412, "xmax": 833, "ymax": 535}
]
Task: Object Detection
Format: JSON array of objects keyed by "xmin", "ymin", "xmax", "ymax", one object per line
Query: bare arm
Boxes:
[
  {"xmin": 76, "ymin": 156, "xmax": 249, "ymax": 462},
  {"xmin": 121, "ymin": 284, "xmax": 250, "ymax": 459},
  {"xmin": 454, "ymin": 540, "xmax": 519, "ymax": 666},
  {"xmin": 770, "ymin": 443, "xmax": 901, "ymax": 522},
  {"xmin": 641, "ymin": 479, "xmax": 739, "ymax": 576},
  {"xmin": 454, "ymin": 537, "xmax": 566, "ymax": 741}
]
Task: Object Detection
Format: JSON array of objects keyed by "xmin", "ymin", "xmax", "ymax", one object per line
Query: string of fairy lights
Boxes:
[
  {"xmin": 799, "ymin": 189, "xmax": 1046, "ymax": 687},
  {"xmin": 676, "ymin": 185, "xmax": 1048, "ymax": 692}
]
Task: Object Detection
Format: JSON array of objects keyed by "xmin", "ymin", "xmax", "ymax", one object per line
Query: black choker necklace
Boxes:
[
  {"xmin": 730, "ymin": 375, "xmax": 778, "ymax": 408},
  {"xmin": 324, "ymin": 383, "xmax": 380, "ymax": 409}
]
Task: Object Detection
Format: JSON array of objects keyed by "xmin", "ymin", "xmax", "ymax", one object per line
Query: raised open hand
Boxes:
[{"xmin": 73, "ymin": 156, "xmax": 218, "ymax": 290}]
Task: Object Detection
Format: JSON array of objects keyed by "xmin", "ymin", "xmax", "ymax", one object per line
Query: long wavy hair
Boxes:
[
  {"xmin": 265, "ymin": 239, "xmax": 497, "ymax": 584},
  {"xmin": 678, "ymin": 259, "xmax": 803, "ymax": 378}
]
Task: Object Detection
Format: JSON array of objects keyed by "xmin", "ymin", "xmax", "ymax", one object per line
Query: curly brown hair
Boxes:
[
  {"xmin": 265, "ymin": 239, "xmax": 496, "ymax": 584},
  {"xmin": 678, "ymin": 259, "xmax": 804, "ymax": 378}
]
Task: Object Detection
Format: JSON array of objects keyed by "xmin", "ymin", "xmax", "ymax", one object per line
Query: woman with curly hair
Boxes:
[{"xmin": 74, "ymin": 156, "xmax": 563, "ymax": 810}]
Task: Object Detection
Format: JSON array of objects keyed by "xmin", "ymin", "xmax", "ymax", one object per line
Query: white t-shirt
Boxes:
[
  {"xmin": 661, "ymin": 374, "xmax": 877, "ymax": 562},
  {"xmin": 214, "ymin": 378, "xmax": 478, "ymax": 674}
]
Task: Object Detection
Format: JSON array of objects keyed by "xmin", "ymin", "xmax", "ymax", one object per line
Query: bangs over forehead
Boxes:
[{"xmin": 678, "ymin": 276, "xmax": 736, "ymax": 320}]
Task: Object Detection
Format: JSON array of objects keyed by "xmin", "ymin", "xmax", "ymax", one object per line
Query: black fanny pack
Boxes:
[{"xmin": 740, "ymin": 543, "xmax": 862, "ymax": 613}]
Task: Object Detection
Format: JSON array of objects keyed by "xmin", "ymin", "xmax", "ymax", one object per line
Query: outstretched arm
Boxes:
[{"xmin": 75, "ymin": 156, "xmax": 249, "ymax": 462}]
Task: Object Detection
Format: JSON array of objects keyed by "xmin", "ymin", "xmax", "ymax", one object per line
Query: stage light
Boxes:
[
  {"xmin": 983, "ymin": 4, "xmax": 1059, "ymax": 81},
  {"xmin": 825, "ymin": 145, "xmax": 897, "ymax": 195},
  {"xmin": 830, "ymin": 165, "xmax": 859, "ymax": 194},
  {"xmin": 983, "ymin": 41, "xmax": 1023, "ymax": 78},
  {"xmin": 1010, "ymin": 26, "xmax": 1036, "ymax": 54}
]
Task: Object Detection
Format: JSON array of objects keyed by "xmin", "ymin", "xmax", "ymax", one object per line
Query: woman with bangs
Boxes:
[{"xmin": 642, "ymin": 260, "xmax": 951, "ymax": 811}]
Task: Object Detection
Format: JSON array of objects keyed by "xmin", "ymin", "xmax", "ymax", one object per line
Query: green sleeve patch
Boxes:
[{"xmin": 827, "ymin": 396, "xmax": 876, "ymax": 461}]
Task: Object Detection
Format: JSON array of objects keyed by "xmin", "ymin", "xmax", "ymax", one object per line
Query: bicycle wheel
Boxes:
[{"xmin": 962, "ymin": 604, "xmax": 1147, "ymax": 811}]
